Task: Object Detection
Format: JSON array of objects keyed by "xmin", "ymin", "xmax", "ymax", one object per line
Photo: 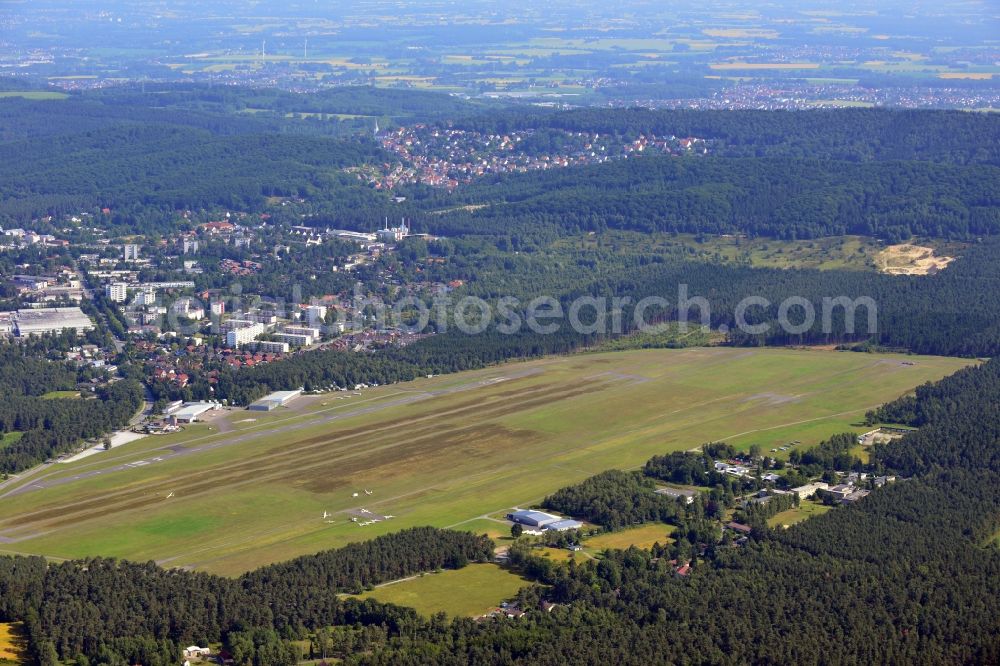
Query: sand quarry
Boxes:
[{"xmin": 876, "ymin": 243, "xmax": 956, "ymax": 275}]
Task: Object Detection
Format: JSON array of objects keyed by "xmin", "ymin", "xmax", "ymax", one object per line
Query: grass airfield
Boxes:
[{"xmin": 0, "ymin": 348, "xmax": 972, "ymax": 575}]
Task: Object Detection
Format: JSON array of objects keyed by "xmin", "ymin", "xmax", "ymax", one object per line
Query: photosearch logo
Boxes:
[{"xmin": 158, "ymin": 281, "xmax": 878, "ymax": 340}]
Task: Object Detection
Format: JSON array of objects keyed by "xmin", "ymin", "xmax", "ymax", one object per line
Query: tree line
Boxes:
[
  {"xmin": 0, "ymin": 379, "xmax": 143, "ymax": 474},
  {"xmin": 416, "ymin": 155, "xmax": 1000, "ymax": 242},
  {"xmin": 0, "ymin": 527, "xmax": 492, "ymax": 666}
]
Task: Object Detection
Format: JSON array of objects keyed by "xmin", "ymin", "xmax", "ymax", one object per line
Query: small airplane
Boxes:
[
  {"xmin": 165, "ymin": 491, "xmax": 174, "ymax": 499},
  {"xmin": 324, "ymin": 520, "xmax": 336, "ymax": 525},
  {"xmin": 364, "ymin": 489, "xmax": 373, "ymax": 495},
  {"xmin": 383, "ymin": 515, "xmax": 395, "ymax": 519},
  {"xmin": 322, "ymin": 511, "xmax": 329, "ymax": 519}
]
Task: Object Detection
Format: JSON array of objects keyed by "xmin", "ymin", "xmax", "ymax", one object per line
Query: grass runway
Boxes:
[{"xmin": 0, "ymin": 348, "xmax": 972, "ymax": 575}]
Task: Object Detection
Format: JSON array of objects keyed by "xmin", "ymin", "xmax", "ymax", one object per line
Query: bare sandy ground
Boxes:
[{"xmin": 877, "ymin": 243, "xmax": 955, "ymax": 275}]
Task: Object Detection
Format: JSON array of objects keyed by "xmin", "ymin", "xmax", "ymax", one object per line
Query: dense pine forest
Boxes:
[
  {"xmin": 423, "ymin": 156, "xmax": 1000, "ymax": 241},
  {"xmin": 3, "ymin": 90, "xmax": 999, "ymax": 243},
  {"xmin": 0, "ymin": 343, "xmax": 143, "ymax": 474},
  {"xmin": 0, "ymin": 528, "xmax": 493, "ymax": 666},
  {"xmin": 449, "ymin": 107, "xmax": 1000, "ymax": 165}
]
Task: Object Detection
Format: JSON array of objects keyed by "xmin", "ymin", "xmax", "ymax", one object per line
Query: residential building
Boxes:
[
  {"xmin": 105, "ymin": 283, "xmax": 128, "ymax": 303},
  {"xmin": 255, "ymin": 340, "xmax": 290, "ymax": 353},
  {"xmin": 305, "ymin": 305, "xmax": 327, "ymax": 326},
  {"xmin": 274, "ymin": 332, "xmax": 312, "ymax": 346},
  {"xmin": 226, "ymin": 323, "xmax": 264, "ymax": 347},
  {"xmin": 283, "ymin": 325, "xmax": 320, "ymax": 338}
]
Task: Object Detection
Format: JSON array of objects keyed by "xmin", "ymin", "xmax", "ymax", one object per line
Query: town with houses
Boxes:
[
  {"xmin": 0, "ymin": 209, "xmax": 442, "ymax": 423},
  {"xmin": 355, "ymin": 124, "xmax": 710, "ymax": 191}
]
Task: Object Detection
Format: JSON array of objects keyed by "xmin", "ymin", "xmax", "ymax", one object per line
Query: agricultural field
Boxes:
[
  {"xmin": 356, "ymin": 564, "xmax": 530, "ymax": 617},
  {"xmin": 0, "ymin": 348, "xmax": 972, "ymax": 575}
]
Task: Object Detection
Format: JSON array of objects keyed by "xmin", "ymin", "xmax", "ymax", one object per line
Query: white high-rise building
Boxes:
[
  {"xmin": 305, "ymin": 305, "xmax": 327, "ymax": 326},
  {"xmin": 225, "ymin": 323, "xmax": 264, "ymax": 348},
  {"xmin": 105, "ymin": 283, "xmax": 128, "ymax": 303}
]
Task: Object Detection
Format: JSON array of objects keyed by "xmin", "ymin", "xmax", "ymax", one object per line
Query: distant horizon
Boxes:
[{"xmin": 1, "ymin": 0, "xmax": 996, "ymax": 110}]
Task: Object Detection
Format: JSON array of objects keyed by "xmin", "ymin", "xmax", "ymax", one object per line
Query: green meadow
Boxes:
[{"xmin": 357, "ymin": 564, "xmax": 530, "ymax": 617}]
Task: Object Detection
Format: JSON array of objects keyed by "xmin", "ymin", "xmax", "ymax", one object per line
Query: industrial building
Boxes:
[
  {"xmin": 329, "ymin": 229, "xmax": 376, "ymax": 243},
  {"xmin": 13, "ymin": 307, "xmax": 94, "ymax": 337},
  {"xmin": 248, "ymin": 389, "xmax": 303, "ymax": 411},
  {"xmin": 171, "ymin": 402, "xmax": 215, "ymax": 423},
  {"xmin": 376, "ymin": 220, "xmax": 409, "ymax": 244},
  {"xmin": 13, "ymin": 275, "xmax": 49, "ymax": 290},
  {"xmin": 507, "ymin": 509, "xmax": 583, "ymax": 531},
  {"xmin": 507, "ymin": 509, "xmax": 561, "ymax": 528}
]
